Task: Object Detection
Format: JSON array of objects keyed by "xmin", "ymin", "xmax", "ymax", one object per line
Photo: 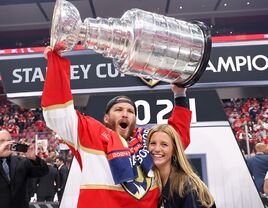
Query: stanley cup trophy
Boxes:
[{"xmin": 50, "ymin": 0, "xmax": 211, "ymax": 87}]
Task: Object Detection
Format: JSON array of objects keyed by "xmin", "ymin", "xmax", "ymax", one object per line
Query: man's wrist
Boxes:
[
  {"xmin": 174, "ymin": 92, "xmax": 186, "ymax": 98},
  {"xmin": 174, "ymin": 97, "xmax": 189, "ymax": 108}
]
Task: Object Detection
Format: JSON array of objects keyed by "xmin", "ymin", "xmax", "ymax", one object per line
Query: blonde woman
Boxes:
[{"xmin": 148, "ymin": 124, "xmax": 216, "ymax": 208}]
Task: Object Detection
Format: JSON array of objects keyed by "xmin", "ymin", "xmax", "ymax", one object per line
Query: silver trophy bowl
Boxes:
[{"xmin": 50, "ymin": 0, "xmax": 211, "ymax": 87}]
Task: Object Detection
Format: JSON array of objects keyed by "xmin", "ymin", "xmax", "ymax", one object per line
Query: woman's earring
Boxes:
[{"xmin": 172, "ymin": 155, "xmax": 177, "ymax": 163}]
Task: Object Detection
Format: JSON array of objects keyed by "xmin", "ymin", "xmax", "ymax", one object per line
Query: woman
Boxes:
[{"xmin": 148, "ymin": 124, "xmax": 216, "ymax": 208}]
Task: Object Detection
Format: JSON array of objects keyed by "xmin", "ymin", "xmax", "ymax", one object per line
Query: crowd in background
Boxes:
[
  {"xmin": 222, "ymin": 97, "xmax": 268, "ymax": 156},
  {"xmin": 0, "ymin": 99, "xmax": 72, "ymax": 166},
  {"xmin": 223, "ymin": 97, "xmax": 268, "ymax": 205},
  {"xmin": 0, "ymin": 98, "xmax": 71, "ymax": 204}
]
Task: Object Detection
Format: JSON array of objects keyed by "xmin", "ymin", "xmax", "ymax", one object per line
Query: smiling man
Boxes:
[{"xmin": 42, "ymin": 47, "xmax": 192, "ymax": 208}]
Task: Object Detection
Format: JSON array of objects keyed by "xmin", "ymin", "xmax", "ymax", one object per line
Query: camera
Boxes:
[{"xmin": 10, "ymin": 143, "xmax": 29, "ymax": 153}]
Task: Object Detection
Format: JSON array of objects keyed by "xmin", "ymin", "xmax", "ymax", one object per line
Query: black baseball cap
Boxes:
[{"xmin": 105, "ymin": 96, "xmax": 137, "ymax": 115}]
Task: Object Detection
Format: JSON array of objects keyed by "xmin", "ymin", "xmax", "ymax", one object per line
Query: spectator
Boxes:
[
  {"xmin": 36, "ymin": 157, "xmax": 59, "ymax": 202},
  {"xmin": 0, "ymin": 105, "xmax": 7, "ymax": 115},
  {"xmin": 232, "ymin": 117, "xmax": 243, "ymax": 133},
  {"xmin": 48, "ymin": 150, "xmax": 58, "ymax": 167},
  {"xmin": 34, "ymin": 117, "xmax": 46, "ymax": 134},
  {"xmin": 0, "ymin": 130, "xmax": 49, "ymax": 208},
  {"xmin": 247, "ymin": 143, "xmax": 268, "ymax": 193},
  {"xmin": 55, "ymin": 156, "xmax": 68, "ymax": 202},
  {"xmin": 246, "ymin": 120, "xmax": 254, "ymax": 133},
  {"xmin": 57, "ymin": 136, "xmax": 70, "ymax": 165},
  {"xmin": 25, "ymin": 110, "xmax": 35, "ymax": 128},
  {"xmin": 229, "ymin": 108, "xmax": 240, "ymax": 118},
  {"xmin": 249, "ymin": 105, "xmax": 260, "ymax": 122},
  {"xmin": 18, "ymin": 114, "xmax": 27, "ymax": 133}
]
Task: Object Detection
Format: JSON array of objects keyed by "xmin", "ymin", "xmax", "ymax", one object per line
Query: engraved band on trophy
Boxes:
[{"xmin": 50, "ymin": 0, "xmax": 211, "ymax": 87}]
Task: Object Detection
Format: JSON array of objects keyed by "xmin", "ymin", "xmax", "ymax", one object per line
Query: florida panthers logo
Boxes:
[{"xmin": 121, "ymin": 166, "xmax": 152, "ymax": 200}]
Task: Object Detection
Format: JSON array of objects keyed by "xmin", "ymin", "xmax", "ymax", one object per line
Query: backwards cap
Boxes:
[{"xmin": 105, "ymin": 96, "xmax": 137, "ymax": 115}]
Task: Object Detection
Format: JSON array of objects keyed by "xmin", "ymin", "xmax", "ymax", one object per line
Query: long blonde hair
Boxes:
[{"xmin": 147, "ymin": 124, "xmax": 215, "ymax": 207}]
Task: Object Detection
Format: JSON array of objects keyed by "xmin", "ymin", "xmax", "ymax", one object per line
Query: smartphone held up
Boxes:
[{"xmin": 10, "ymin": 143, "xmax": 29, "ymax": 153}]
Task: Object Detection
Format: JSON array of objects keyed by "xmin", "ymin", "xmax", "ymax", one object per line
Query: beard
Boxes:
[{"xmin": 104, "ymin": 119, "xmax": 135, "ymax": 140}]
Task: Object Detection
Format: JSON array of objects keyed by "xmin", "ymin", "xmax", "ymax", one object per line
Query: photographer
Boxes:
[{"xmin": 0, "ymin": 130, "xmax": 49, "ymax": 208}]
